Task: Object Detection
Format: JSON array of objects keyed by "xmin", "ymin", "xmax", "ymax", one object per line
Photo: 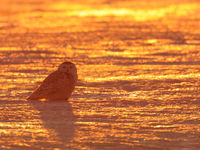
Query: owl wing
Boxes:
[{"xmin": 27, "ymin": 71, "xmax": 68, "ymax": 100}]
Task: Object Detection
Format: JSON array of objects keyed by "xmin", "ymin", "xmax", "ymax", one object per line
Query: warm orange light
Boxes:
[{"xmin": 1, "ymin": 0, "xmax": 200, "ymax": 149}]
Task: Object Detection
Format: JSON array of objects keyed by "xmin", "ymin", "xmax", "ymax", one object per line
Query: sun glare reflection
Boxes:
[
  {"xmin": 67, "ymin": 3, "xmax": 199, "ymax": 21},
  {"xmin": 1, "ymin": 0, "xmax": 200, "ymax": 149},
  {"xmin": 84, "ymin": 73, "xmax": 200, "ymax": 83}
]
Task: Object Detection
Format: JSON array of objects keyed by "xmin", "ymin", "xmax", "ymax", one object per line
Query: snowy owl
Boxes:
[{"xmin": 27, "ymin": 62, "xmax": 78, "ymax": 101}]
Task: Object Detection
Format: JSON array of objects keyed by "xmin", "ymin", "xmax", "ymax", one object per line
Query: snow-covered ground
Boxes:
[{"xmin": 0, "ymin": 0, "xmax": 200, "ymax": 149}]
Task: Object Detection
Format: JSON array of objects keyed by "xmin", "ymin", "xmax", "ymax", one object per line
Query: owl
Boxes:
[{"xmin": 27, "ymin": 62, "xmax": 78, "ymax": 101}]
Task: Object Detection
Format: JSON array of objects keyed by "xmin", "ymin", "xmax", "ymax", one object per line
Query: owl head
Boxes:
[{"xmin": 58, "ymin": 62, "xmax": 77, "ymax": 77}]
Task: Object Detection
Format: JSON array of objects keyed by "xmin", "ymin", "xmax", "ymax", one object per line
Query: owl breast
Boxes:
[{"xmin": 49, "ymin": 72, "xmax": 76, "ymax": 100}]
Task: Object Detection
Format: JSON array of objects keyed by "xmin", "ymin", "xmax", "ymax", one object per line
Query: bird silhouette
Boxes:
[{"xmin": 27, "ymin": 62, "xmax": 78, "ymax": 101}]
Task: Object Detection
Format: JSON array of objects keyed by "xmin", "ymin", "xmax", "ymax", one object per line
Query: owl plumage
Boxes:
[{"xmin": 27, "ymin": 62, "xmax": 78, "ymax": 101}]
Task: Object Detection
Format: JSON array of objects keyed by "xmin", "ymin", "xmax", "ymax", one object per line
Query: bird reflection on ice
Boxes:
[{"xmin": 28, "ymin": 100, "xmax": 75, "ymax": 148}]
